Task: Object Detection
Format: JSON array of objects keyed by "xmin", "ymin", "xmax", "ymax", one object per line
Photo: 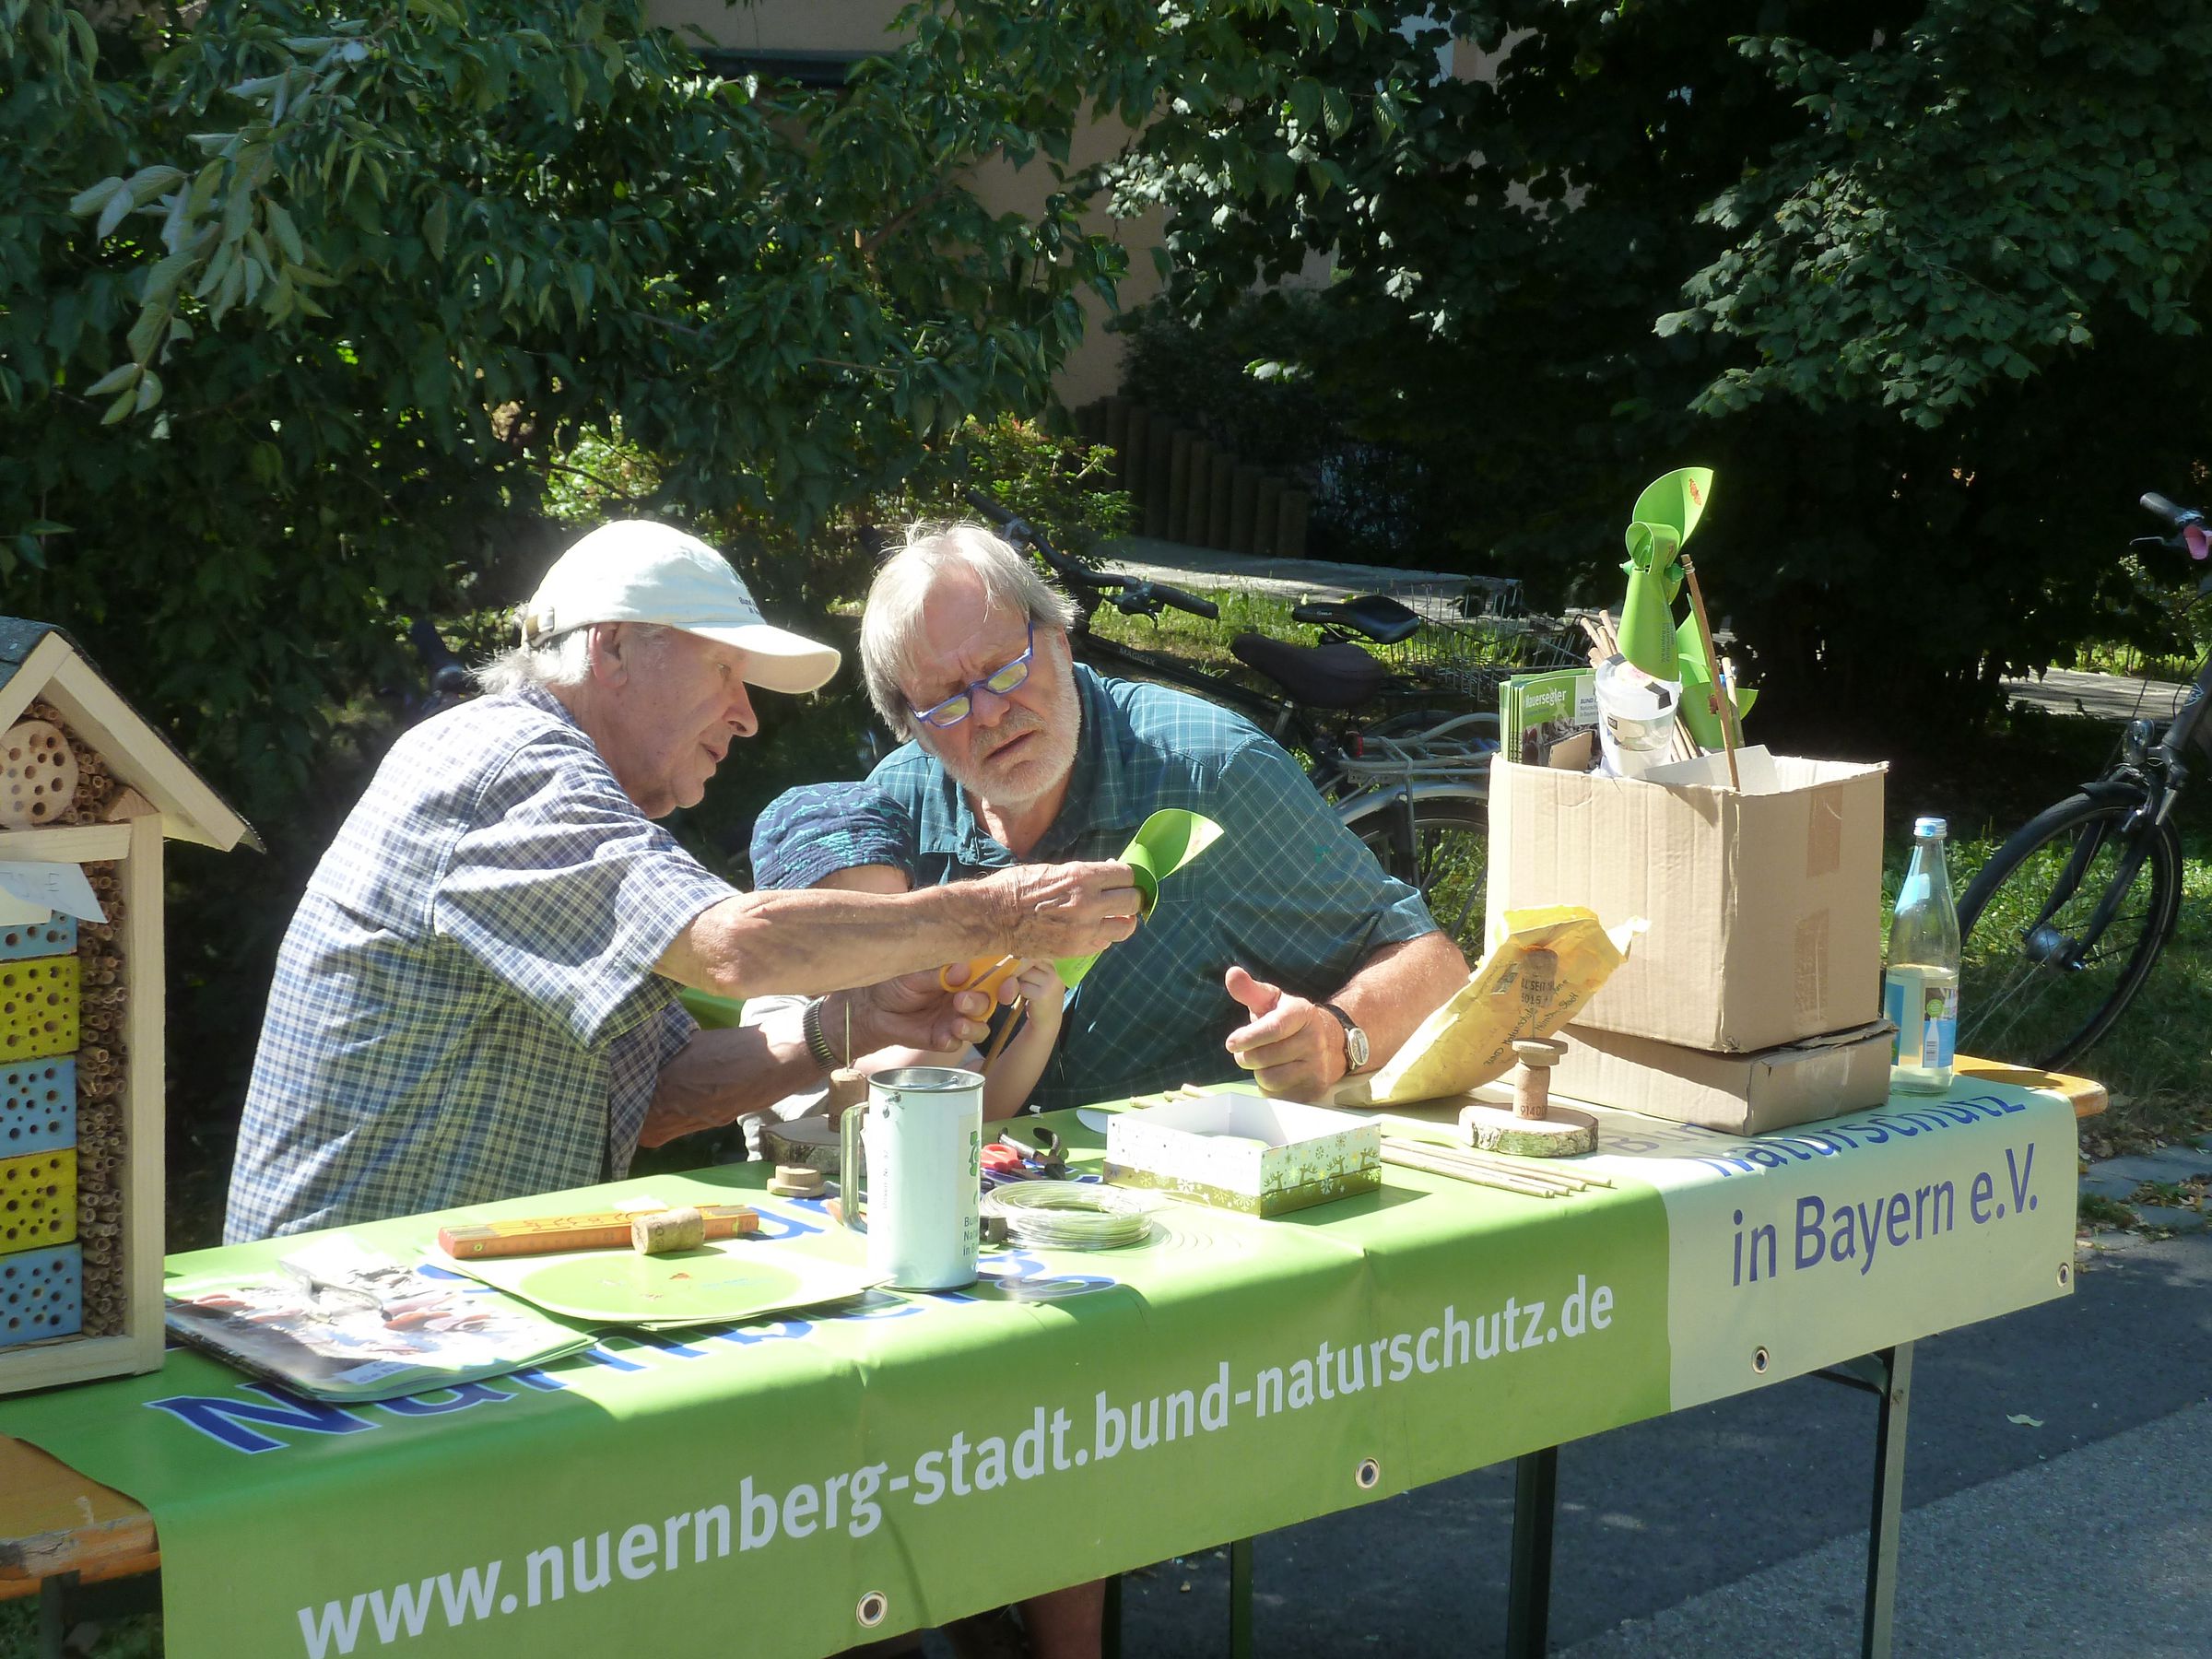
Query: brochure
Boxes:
[
  {"xmin": 164, "ymin": 1237, "xmax": 593, "ymax": 1402},
  {"xmin": 1502, "ymin": 667, "xmax": 1599, "ymax": 769}
]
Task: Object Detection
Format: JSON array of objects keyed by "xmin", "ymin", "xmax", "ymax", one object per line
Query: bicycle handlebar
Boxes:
[
  {"xmin": 2140, "ymin": 491, "xmax": 2205, "ymax": 532},
  {"xmin": 961, "ymin": 488, "xmax": 1218, "ymax": 620},
  {"xmin": 1138, "ymin": 582, "xmax": 1219, "ymax": 621}
]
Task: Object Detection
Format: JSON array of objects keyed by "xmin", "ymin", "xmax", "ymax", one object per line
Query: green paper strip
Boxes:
[{"xmin": 1055, "ymin": 808, "xmax": 1223, "ymax": 987}]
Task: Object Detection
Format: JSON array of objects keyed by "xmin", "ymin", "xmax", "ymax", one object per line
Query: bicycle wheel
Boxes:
[
  {"xmin": 1341, "ymin": 787, "xmax": 1489, "ymax": 959},
  {"xmin": 1956, "ymin": 791, "xmax": 2183, "ymax": 1070}
]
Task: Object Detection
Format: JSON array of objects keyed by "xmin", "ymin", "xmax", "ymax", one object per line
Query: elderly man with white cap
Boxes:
[{"xmin": 227, "ymin": 521, "xmax": 1137, "ymax": 1241}]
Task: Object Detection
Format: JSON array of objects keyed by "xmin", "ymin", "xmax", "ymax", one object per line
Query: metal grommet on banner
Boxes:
[
  {"xmin": 856, "ymin": 1591, "xmax": 888, "ymax": 1629},
  {"xmin": 1752, "ymin": 1346, "xmax": 1771, "ymax": 1374},
  {"xmin": 1355, "ymin": 1457, "xmax": 1381, "ymax": 1490},
  {"xmin": 2058, "ymin": 1262, "xmax": 2072, "ymax": 1288}
]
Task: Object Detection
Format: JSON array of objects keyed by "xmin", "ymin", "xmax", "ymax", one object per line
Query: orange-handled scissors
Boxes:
[{"xmin": 938, "ymin": 954, "xmax": 1024, "ymax": 1001}]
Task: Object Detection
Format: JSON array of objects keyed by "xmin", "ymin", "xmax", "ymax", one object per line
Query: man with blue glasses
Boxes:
[{"xmin": 862, "ymin": 522, "xmax": 1468, "ymax": 1112}]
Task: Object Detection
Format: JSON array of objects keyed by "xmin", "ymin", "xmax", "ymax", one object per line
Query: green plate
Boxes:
[{"xmin": 449, "ymin": 1237, "xmax": 879, "ymax": 1327}]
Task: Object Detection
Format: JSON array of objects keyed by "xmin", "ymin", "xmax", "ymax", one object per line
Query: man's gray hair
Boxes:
[
  {"xmin": 860, "ymin": 522, "xmax": 1078, "ymax": 738},
  {"xmin": 474, "ymin": 621, "xmax": 671, "ymax": 696}
]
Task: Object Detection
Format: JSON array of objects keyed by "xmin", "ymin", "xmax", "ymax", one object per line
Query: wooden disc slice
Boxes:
[
  {"xmin": 1459, "ymin": 1101, "xmax": 1598, "ymax": 1158},
  {"xmin": 760, "ymin": 1116, "xmax": 841, "ymax": 1175}
]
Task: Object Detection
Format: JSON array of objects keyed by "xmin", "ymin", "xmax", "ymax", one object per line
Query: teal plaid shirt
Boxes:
[
  {"xmin": 226, "ymin": 689, "xmax": 734, "ymax": 1241},
  {"xmin": 871, "ymin": 665, "xmax": 1436, "ymax": 1111}
]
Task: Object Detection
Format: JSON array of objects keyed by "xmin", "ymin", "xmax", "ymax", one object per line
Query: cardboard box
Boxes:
[
  {"xmin": 1486, "ymin": 747, "xmax": 1886, "ymax": 1053},
  {"xmin": 1551, "ymin": 1020, "xmax": 1897, "ymax": 1136},
  {"xmin": 1103, "ymin": 1093, "xmax": 1381, "ymax": 1217}
]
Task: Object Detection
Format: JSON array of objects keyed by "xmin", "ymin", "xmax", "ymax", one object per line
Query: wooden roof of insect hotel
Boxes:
[{"xmin": 0, "ymin": 618, "xmax": 257, "ymax": 853}]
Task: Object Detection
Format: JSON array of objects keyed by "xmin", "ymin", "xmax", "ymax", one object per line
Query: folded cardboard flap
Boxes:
[
  {"xmin": 1552, "ymin": 1020, "xmax": 1897, "ymax": 1136},
  {"xmin": 1487, "ymin": 752, "xmax": 1886, "ymax": 1053}
]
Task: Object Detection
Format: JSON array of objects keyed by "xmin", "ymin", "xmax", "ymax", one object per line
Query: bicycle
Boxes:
[
  {"xmin": 963, "ymin": 495, "xmax": 1527, "ymax": 954},
  {"xmin": 1955, "ymin": 489, "xmax": 2210, "ymax": 1069}
]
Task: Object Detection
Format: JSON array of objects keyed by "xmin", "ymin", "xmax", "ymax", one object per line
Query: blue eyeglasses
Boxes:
[{"xmin": 909, "ymin": 621, "xmax": 1036, "ymax": 730}]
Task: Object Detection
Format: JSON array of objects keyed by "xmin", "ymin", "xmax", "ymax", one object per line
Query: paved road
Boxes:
[
  {"xmin": 1110, "ymin": 1191, "xmax": 2211, "ymax": 1657},
  {"xmin": 2000, "ymin": 666, "xmax": 2193, "ymax": 724}
]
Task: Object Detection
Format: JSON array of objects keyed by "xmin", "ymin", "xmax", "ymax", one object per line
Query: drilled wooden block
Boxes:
[
  {"xmin": 0, "ymin": 916, "xmax": 75, "ymax": 963},
  {"xmin": 0, "ymin": 956, "xmax": 77, "ymax": 1063},
  {"xmin": 0, "ymin": 1244, "xmax": 81, "ymax": 1347},
  {"xmin": 1, "ymin": 1057, "xmax": 74, "ymax": 1156},
  {"xmin": 0, "ymin": 1148, "xmax": 76, "ymax": 1254}
]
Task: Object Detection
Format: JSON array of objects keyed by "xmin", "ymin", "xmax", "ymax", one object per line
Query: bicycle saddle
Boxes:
[
  {"xmin": 1288, "ymin": 593, "xmax": 1424, "ymax": 646},
  {"xmin": 1231, "ymin": 633, "xmax": 1392, "ymax": 710}
]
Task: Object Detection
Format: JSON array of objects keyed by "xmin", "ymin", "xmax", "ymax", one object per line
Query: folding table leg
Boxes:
[
  {"xmin": 38, "ymin": 1571, "xmax": 73, "ymax": 1659},
  {"xmin": 1103, "ymin": 1571, "xmax": 1123, "ymax": 1659},
  {"xmin": 1860, "ymin": 1343, "xmax": 1912, "ymax": 1659},
  {"xmin": 1505, "ymin": 1446, "xmax": 1559, "ymax": 1659},
  {"xmin": 1229, "ymin": 1535, "xmax": 1255, "ymax": 1659}
]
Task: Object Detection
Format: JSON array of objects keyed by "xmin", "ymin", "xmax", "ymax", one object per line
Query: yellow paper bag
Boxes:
[{"xmin": 1342, "ymin": 906, "xmax": 1646, "ymax": 1106}]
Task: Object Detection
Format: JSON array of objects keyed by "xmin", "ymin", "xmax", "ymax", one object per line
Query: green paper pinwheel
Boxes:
[
  {"xmin": 1055, "ymin": 808, "xmax": 1223, "ymax": 987},
  {"xmin": 1617, "ymin": 466, "xmax": 1713, "ymax": 682}
]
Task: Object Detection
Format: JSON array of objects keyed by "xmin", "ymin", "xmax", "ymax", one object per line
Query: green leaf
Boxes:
[
  {"xmin": 125, "ymin": 166, "xmax": 185, "ymax": 206},
  {"xmin": 69, "ymin": 177, "xmax": 124, "ymax": 218},
  {"xmin": 96, "ymin": 189, "xmax": 135, "ymax": 241},
  {"xmin": 266, "ymin": 201, "xmax": 306, "ymax": 265},
  {"xmin": 1321, "ymin": 87, "xmax": 1354, "ymax": 139},
  {"xmin": 84, "ymin": 363, "xmax": 142, "ymax": 397}
]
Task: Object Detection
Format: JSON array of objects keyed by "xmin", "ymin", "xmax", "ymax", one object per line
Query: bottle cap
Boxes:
[{"xmin": 1913, "ymin": 816, "xmax": 1947, "ymax": 839}]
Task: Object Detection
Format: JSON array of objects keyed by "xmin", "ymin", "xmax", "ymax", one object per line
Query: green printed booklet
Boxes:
[
  {"xmin": 1502, "ymin": 668, "xmax": 1598, "ymax": 770},
  {"xmin": 164, "ymin": 1237, "xmax": 592, "ymax": 1404}
]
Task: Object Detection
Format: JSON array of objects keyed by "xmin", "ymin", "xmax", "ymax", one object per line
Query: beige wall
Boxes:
[
  {"xmin": 649, "ymin": 0, "xmax": 1160, "ymax": 410},
  {"xmin": 651, "ymin": 0, "xmax": 906, "ymax": 53}
]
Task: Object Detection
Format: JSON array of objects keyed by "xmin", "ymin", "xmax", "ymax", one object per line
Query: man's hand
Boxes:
[
  {"xmin": 982, "ymin": 861, "xmax": 1141, "ymax": 960},
  {"xmin": 835, "ymin": 972, "xmax": 996, "ymax": 1059},
  {"xmin": 1222, "ymin": 965, "xmax": 1347, "ymax": 1099}
]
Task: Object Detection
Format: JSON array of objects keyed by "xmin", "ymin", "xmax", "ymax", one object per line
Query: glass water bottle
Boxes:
[{"xmin": 1885, "ymin": 816, "xmax": 1961, "ymax": 1094}]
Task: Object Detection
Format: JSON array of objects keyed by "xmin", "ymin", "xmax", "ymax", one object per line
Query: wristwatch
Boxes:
[
  {"xmin": 801, "ymin": 996, "xmax": 839, "ymax": 1072},
  {"xmin": 1318, "ymin": 1003, "xmax": 1370, "ymax": 1074}
]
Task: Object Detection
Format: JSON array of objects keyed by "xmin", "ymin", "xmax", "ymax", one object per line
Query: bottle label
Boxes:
[{"xmin": 1885, "ymin": 969, "xmax": 1957, "ymax": 1070}]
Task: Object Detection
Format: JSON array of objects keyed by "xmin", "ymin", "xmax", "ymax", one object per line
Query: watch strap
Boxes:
[
  {"xmin": 1318, "ymin": 1002, "xmax": 1369, "ymax": 1072},
  {"xmin": 801, "ymin": 996, "xmax": 838, "ymax": 1072}
]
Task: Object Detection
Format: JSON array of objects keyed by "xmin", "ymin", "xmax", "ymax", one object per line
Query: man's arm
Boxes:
[
  {"xmin": 656, "ymin": 862, "xmax": 1137, "ymax": 1003},
  {"xmin": 636, "ymin": 1018, "xmax": 823, "ymax": 1147},
  {"xmin": 1225, "ymin": 930, "xmax": 1468, "ymax": 1098}
]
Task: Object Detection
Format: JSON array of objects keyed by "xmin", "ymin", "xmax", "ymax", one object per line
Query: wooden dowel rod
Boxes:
[
  {"xmin": 1381, "ymin": 1137, "xmax": 1611, "ymax": 1190},
  {"xmin": 1382, "ymin": 1143, "xmax": 1559, "ymax": 1197},
  {"xmin": 980, "ymin": 996, "xmax": 1026, "ymax": 1076},
  {"xmin": 1677, "ymin": 553, "xmax": 1738, "ymax": 786}
]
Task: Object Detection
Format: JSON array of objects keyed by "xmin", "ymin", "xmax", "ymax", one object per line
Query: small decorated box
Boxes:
[{"xmin": 1104, "ymin": 1093, "xmax": 1381, "ymax": 1217}]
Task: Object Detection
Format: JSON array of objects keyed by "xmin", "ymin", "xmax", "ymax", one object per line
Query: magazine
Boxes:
[
  {"xmin": 1502, "ymin": 668, "xmax": 1598, "ymax": 770},
  {"xmin": 164, "ymin": 1237, "xmax": 592, "ymax": 1402}
]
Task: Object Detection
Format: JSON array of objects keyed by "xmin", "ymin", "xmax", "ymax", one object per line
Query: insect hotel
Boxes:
[{"xmin": 0, "ymin": 620, "xmax": 253, "ymax": 1394}]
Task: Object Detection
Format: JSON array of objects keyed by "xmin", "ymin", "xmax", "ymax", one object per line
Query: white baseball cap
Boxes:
[{"xmin": 517, "ymin": 520, "xmax": 841, "ymax": 695}]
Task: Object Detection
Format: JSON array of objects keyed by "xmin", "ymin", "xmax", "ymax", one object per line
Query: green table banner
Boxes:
[{"xmin": 0, "ymin": 1081, "xmax": 2077, "ymax": 1659}]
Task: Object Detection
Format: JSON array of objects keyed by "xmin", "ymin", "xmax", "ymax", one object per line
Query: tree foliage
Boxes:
[
  {"xmin": 1103, "ymin": 0, "xmax": 2212, "ymax": 729},
  {"xmin": 1, "ymin": 0, "xmax": 1126, "ymax": 808}
]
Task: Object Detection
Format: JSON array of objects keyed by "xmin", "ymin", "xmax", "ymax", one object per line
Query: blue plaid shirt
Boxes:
[
  {"xmin": 871, "ymin": 665, "xmax": 1436, "ymax": 1111},
  {"xmin": 226, "ymin": 688, "xmax": 735, "ymax": 1241}
]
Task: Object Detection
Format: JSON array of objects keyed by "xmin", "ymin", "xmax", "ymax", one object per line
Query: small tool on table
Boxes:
[{"xmin": 437, "ymin": 1205, "xmax": 759, "ymax": 1259}]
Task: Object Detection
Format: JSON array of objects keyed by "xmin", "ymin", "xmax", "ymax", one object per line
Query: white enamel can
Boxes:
[{"xmin": 839, "ymin": 1065, "xmax": 982, "ymax": 1289}]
